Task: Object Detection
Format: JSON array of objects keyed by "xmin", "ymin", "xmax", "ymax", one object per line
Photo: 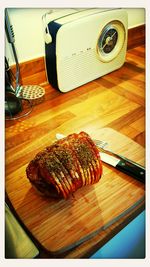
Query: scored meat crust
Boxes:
[{"xmin": 26, "ymin": 132, "xmax": 102, "ymax": 199}]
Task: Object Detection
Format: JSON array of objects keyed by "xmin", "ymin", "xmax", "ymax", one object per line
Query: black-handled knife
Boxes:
[
  {"xmin": 56, "ymin": 133, "xmax": 145, "ymax": 183},
  {"xmin": 100, "ymin": 152, "xmax": 145, "ymax": 183}
]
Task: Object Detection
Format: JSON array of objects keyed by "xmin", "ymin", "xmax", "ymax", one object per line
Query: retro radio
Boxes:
[{"xmin": 43, "ymin": 8, "xmax": 128, "ymax": 92}]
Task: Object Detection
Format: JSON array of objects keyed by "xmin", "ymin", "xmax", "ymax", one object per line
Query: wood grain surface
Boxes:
[
  {"xmin": 5, "ymin": 44, "xmax": 145, "ymax": 258},
  {"xmin": 6, "ymin": 128, "xmax": 145, "ymax": 255}
]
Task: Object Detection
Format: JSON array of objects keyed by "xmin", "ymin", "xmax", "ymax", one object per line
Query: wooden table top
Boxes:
[{"xmin": 5, "ymin": 45, "xmax": 145, "ymax": 258}]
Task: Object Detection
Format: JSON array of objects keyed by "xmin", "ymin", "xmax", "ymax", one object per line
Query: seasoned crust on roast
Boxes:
[{"xmin": 26, "ymin": 132, "xmax": 102, "ymax": 199}]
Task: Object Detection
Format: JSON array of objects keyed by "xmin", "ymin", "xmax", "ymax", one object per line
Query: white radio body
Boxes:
[{"xmin": 43, "ymin": 8, "xmax": 128, "ymax": 92}]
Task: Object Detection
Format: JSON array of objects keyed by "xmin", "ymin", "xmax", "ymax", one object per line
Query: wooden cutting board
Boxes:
[{"xmin": 6, "ymin": 128, "xmax": 145, "ymax": 255}]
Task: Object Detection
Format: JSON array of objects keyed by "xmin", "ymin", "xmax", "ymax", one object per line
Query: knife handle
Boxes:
[{"xmin": 116, "ymin": 160, "xmax": 145, "ymax": 183}]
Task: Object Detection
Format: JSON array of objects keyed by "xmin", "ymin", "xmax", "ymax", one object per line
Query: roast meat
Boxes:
[{"xmin": 26, "ymin": 132, "xmax": 102, "ymax": 198}]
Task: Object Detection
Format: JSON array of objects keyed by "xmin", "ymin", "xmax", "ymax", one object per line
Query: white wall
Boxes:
[
  {"xmin": 127, "ymin": 8, "xmax": 145, "ymax": 28},
  {"xmin": 5, "ymin": 8, "xmax": 145, "ymax": 66}
]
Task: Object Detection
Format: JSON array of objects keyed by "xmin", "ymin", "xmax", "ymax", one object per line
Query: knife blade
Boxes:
[
  {"xmin": 56, "ymin": 133, "xmax": 145, "ymax": 183},
  {"xmin": 100, "ymin": 152, "xmax": 145, "ymax": 183}
]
